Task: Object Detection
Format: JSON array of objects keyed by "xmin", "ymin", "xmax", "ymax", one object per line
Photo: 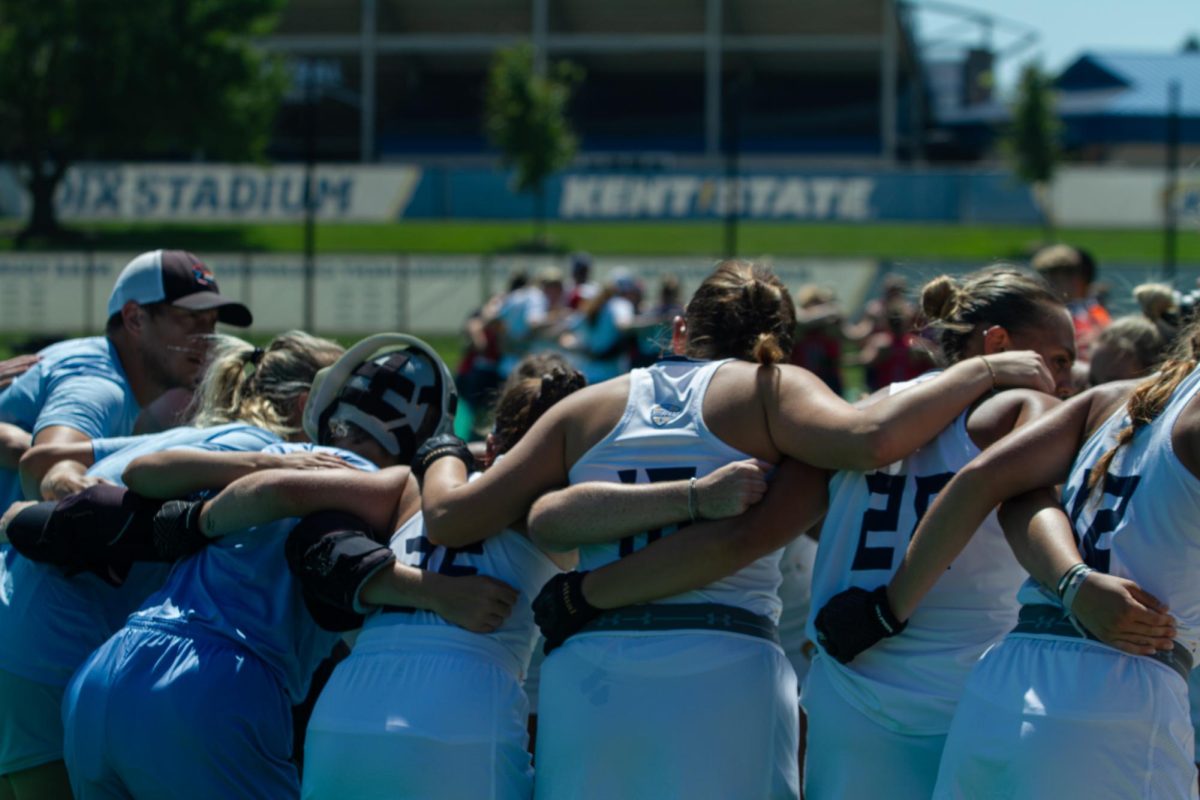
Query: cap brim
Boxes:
[{"xmin": 172, "ymin": 292, "xmax": 253, "ymax": 327}]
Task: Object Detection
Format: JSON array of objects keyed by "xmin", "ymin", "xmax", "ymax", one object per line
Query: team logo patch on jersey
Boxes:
[{"xmin": 650, "ymin": 403, "xmax": 683, "ymax": 427}]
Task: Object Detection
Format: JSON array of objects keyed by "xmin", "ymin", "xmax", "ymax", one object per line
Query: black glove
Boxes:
[
  {"xmin": 7, "ymin": 486, "xmax": 166, "ymax": 586},
  {"xmin": 151, "ymin": 500, "xmax": 210, "ymax": 562},
  {"xmin": 813, "ymin": 585, "xmax": 907, "ymax": 664},
  {"xmin": 411, "ymin": 433, "xmax": 473, "ymax": 488},
  {"xmin": 533, "ymin": 571, "xmax": 601, "ymax": 655}
]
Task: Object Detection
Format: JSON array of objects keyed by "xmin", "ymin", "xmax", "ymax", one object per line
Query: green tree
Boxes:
[
  {"xmin": 0, "ymin": 0, "xmax": 287, "ymax": 243},
  {"xmin": 1006, "ymin": 63, "xmax": 1061, "ymax": 239},
  {"xmin": 484, "ymin": 43, "xmax": 581, "ymax": 246}
]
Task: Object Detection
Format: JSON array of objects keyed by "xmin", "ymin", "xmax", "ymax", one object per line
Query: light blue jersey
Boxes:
[
  {"xmin": 0, "ymin": 423, "xmax": 280, "ymax": 686},
  {"xmin": 128, "ymin": 443, "xmax": 377, "ymax": 704},
  {"xmin": 0, "ymin": 337, "xmax": 139, "ymax": 511}
]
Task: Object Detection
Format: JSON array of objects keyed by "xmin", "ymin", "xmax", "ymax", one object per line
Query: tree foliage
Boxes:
[
  {"xmin": 1006, "ymin": 63, "xmax": 1060, "ymax": 236},
  {"xmin": 0, "ymin": 0, "xmax": 287, "ymax": 240},
  {"xmin": 484, "ymin": 43, "xmax": 581, "ymax": 241},
  {"xmin": 1007, "ymin": 63, "xmax": 1060, "ymax": 186}
]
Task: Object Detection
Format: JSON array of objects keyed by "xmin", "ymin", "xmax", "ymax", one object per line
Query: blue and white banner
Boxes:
[
  {"xmin": 1, "ymin": 162, "xmax": 1192, "ymax": 227},
  {"xmin": 0, "ymin": 163, "xmax": 422, "ymax": 222}
]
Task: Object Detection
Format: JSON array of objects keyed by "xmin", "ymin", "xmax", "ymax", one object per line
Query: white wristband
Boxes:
[{"xmin": 1061, "ymin": 565, "xmax": 1094, "ymax": 613}]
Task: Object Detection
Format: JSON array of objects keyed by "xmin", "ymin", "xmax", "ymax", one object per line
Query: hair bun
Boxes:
[
  {"xmin": 920, "ymin": 275, "xmax": 960, "ymax": 321},
  {"xmin": 1133, "ymin": 283, "xmax": 1176, "ymax": 322}
]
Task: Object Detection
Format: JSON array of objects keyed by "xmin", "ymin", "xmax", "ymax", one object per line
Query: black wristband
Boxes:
[{"xmin": 412, "ymin": 433, "xmax": 473, "ymax": 487}]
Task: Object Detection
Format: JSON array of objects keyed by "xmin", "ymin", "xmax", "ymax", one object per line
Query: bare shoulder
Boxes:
[
  {"xmin": 560, "ymin": 374, "xmax": 632, "ymax": 464},
  {"xmin": 1083, "ymin": 380, "xmax": 1138, "ymax": 434},
  {"xmin": 966, "ymin": 389, "xmax": 1060, "ymax": 450}
]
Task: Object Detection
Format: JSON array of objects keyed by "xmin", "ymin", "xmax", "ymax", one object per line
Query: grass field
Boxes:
[
  {"xmin": 0, "ymin": 331, "xmax": 464, "ymax": 368},
  {"xmin": 2, "ymin": 219, "xmax": 1197, "ymax": 264},
  {"xmin": 1, "ymin": 217, "xmax": 1194, "ymax": 386}
]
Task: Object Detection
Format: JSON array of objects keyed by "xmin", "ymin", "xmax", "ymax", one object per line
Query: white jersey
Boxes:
[
  {"xmin": 569, "ymin": 357, "xmax": 783, "ymax": 620},
  {"xmin": 362, "ymin": 503, "xmax": 561, "ymax": 680},
  {"xmin": 1017, "ymin": 364, "xmax": 1200, "ymax": 658},
  {"xmin": 806, "ymin": 374, "xmax": 1025, "ymax": 735}
]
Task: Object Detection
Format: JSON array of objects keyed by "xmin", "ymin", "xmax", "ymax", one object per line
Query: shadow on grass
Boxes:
[{"xmin": 0, "ymin": 223, "xmax": 280, "ymax": 253}]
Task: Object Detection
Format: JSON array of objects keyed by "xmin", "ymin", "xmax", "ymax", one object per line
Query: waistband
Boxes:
[
  {"xmin": 579, "ymin": 602, "xmax": 780, "ymax": 645},
  {"xmin": 1012, "ymin": 604, "xmax": 1192, "ymax": 682},
  {"xmin": 359, "ymin": 616, "xmax": 524, "ymax": 678}
]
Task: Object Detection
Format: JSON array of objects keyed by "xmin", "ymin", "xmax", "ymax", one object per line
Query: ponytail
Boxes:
[
  {"xmin": 188, "ymin": 331, "xmax": 344, "ymax": 438},
  {"xmin": 1089, "ymin": 320, "xmax": 1200, "ymax": 492}
]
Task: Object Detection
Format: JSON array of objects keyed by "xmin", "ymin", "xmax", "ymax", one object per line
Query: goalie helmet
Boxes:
[{"xmin": 302, "ymin": 334, "xmax": 458, "ymax": 464}]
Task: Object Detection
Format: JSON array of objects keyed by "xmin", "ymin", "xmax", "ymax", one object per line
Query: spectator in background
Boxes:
[
  {"xmin": 790, "ymin": 285, "xmax": 846, "ymax": 397},
  {"xmin": 856, "ymin": 303, "xmax": 934, "ymax": 392},
  {"xmin": 566, "ymin": 252, "xmax": 598, "ymax": 310},
  {"xmin": 633, "ymin": 274, "xmax": 686, "ymax": 368},
  {"xmin": 1032, "ymin": 244, "xmax": 1110, "ymax": 360},
  {"xmin": 845, "ymin": 273, "xmax": 918, "ymax": 344},
  {"xmin": 562, "ymin": 267, "xmax": 639, "ymax": 385},
  {"xmin": 496, "ymin": 267, "xmax": 568, "ymax": 378},
  {"xmin": 453, "ymin": 307, "xmax": 504, "ymax": 439},
  {"xmin": 1087, "ymin": 282, "xmax": 1179, "ymax": 386}
]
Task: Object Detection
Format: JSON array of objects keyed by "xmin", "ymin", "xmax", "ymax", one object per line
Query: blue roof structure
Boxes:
[
  {"xmin": 938, "ymin": 50, "xmax": 1200, "ymax": 150},
  {"xmin": 1056, "ymin": 51, "xmax": 1200, "ymax": 117}
]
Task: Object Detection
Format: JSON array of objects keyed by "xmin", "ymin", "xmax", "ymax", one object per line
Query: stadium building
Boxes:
[{"xmin": 265, "ymin": 0, "xmax": 934, "ymax": 163}]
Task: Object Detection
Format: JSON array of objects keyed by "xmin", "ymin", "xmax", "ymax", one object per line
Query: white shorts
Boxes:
[
  {"xmin": 302, "ymin": 625, "xmax": 533, "ymax": 800},
  {"xmin": 534, "ymin": 631, "xmax": 799, "ymax": 800},
  {"xmin": 934, "ymin": 635, "xmax": 1197, "ymax": 800},
  {"xmin": 802, "ymin": 654, "xmax": 946, "ymax": 800}
]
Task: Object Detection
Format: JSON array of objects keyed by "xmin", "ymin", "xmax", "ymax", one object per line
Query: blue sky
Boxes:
[{"xmin": 914, "ymin": 0, "xmax": 1199, "ymax": 93}]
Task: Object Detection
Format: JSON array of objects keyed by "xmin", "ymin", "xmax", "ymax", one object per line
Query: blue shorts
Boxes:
[
  {"xmin": 63, "ymin": 623, "xmax": 299, "ymax": 800},
  {"xmin": 0, "ymin": 668, "xmax": 65, "ymax": 776}
]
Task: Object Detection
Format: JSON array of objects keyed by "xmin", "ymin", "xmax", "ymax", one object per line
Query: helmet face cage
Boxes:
[{"xmin": 302, "ymin": 334, "xmax": 458, "ymax": 462}]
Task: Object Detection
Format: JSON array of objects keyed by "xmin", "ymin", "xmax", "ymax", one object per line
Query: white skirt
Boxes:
[
  {"xmin": 934, "ymin": 634, "xmax": 1197, "ymax": 800},
  {"xmin": 534, "ymin": 631, "xmax": 799, "ymax": 800},
  {"xmin": 302, "ymin": 625, "xmax": 533, "ymax": 800}
]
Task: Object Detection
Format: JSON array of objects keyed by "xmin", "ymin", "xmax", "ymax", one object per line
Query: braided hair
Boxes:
[{"xmin": 490, "ymin": 363, "xmax": 587, "ymax": 457}]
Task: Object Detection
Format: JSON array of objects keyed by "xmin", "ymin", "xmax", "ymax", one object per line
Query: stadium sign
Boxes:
[
  {"xmin": 1, "ymin": 164, "xmax": 422, "ymax": 223},
  {"xmin": 558, "ymin": 175, "xmax": 875, "ymax": 220}
]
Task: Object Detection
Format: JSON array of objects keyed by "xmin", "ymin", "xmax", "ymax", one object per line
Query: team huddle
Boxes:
[{"xmin": 0, "ymin": 250, "xmax": 1197, "ymax": 799}]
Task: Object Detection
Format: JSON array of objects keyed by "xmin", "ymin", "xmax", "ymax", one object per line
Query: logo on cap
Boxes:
[{"xmin": 192, "ymin": 265, "xmax": 215, "ymax": 289}]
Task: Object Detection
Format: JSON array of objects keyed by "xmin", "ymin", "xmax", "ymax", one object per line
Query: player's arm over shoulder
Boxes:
[{"xmin": 967, "ymin": 389, "xmax": 1062, "ymax": 451}]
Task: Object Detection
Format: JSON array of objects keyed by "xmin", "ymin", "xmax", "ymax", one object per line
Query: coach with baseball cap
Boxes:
[
  {"xmin": 107, "ymin": 249, "xmax": 252, "ymax": 327},
  {"xmin": 0, "ymin": 250, "xmax": 252, "ymax": 512},
  {"xmin": 0, "ymin": 249, "xmax": 252, "ymax": 794}
]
